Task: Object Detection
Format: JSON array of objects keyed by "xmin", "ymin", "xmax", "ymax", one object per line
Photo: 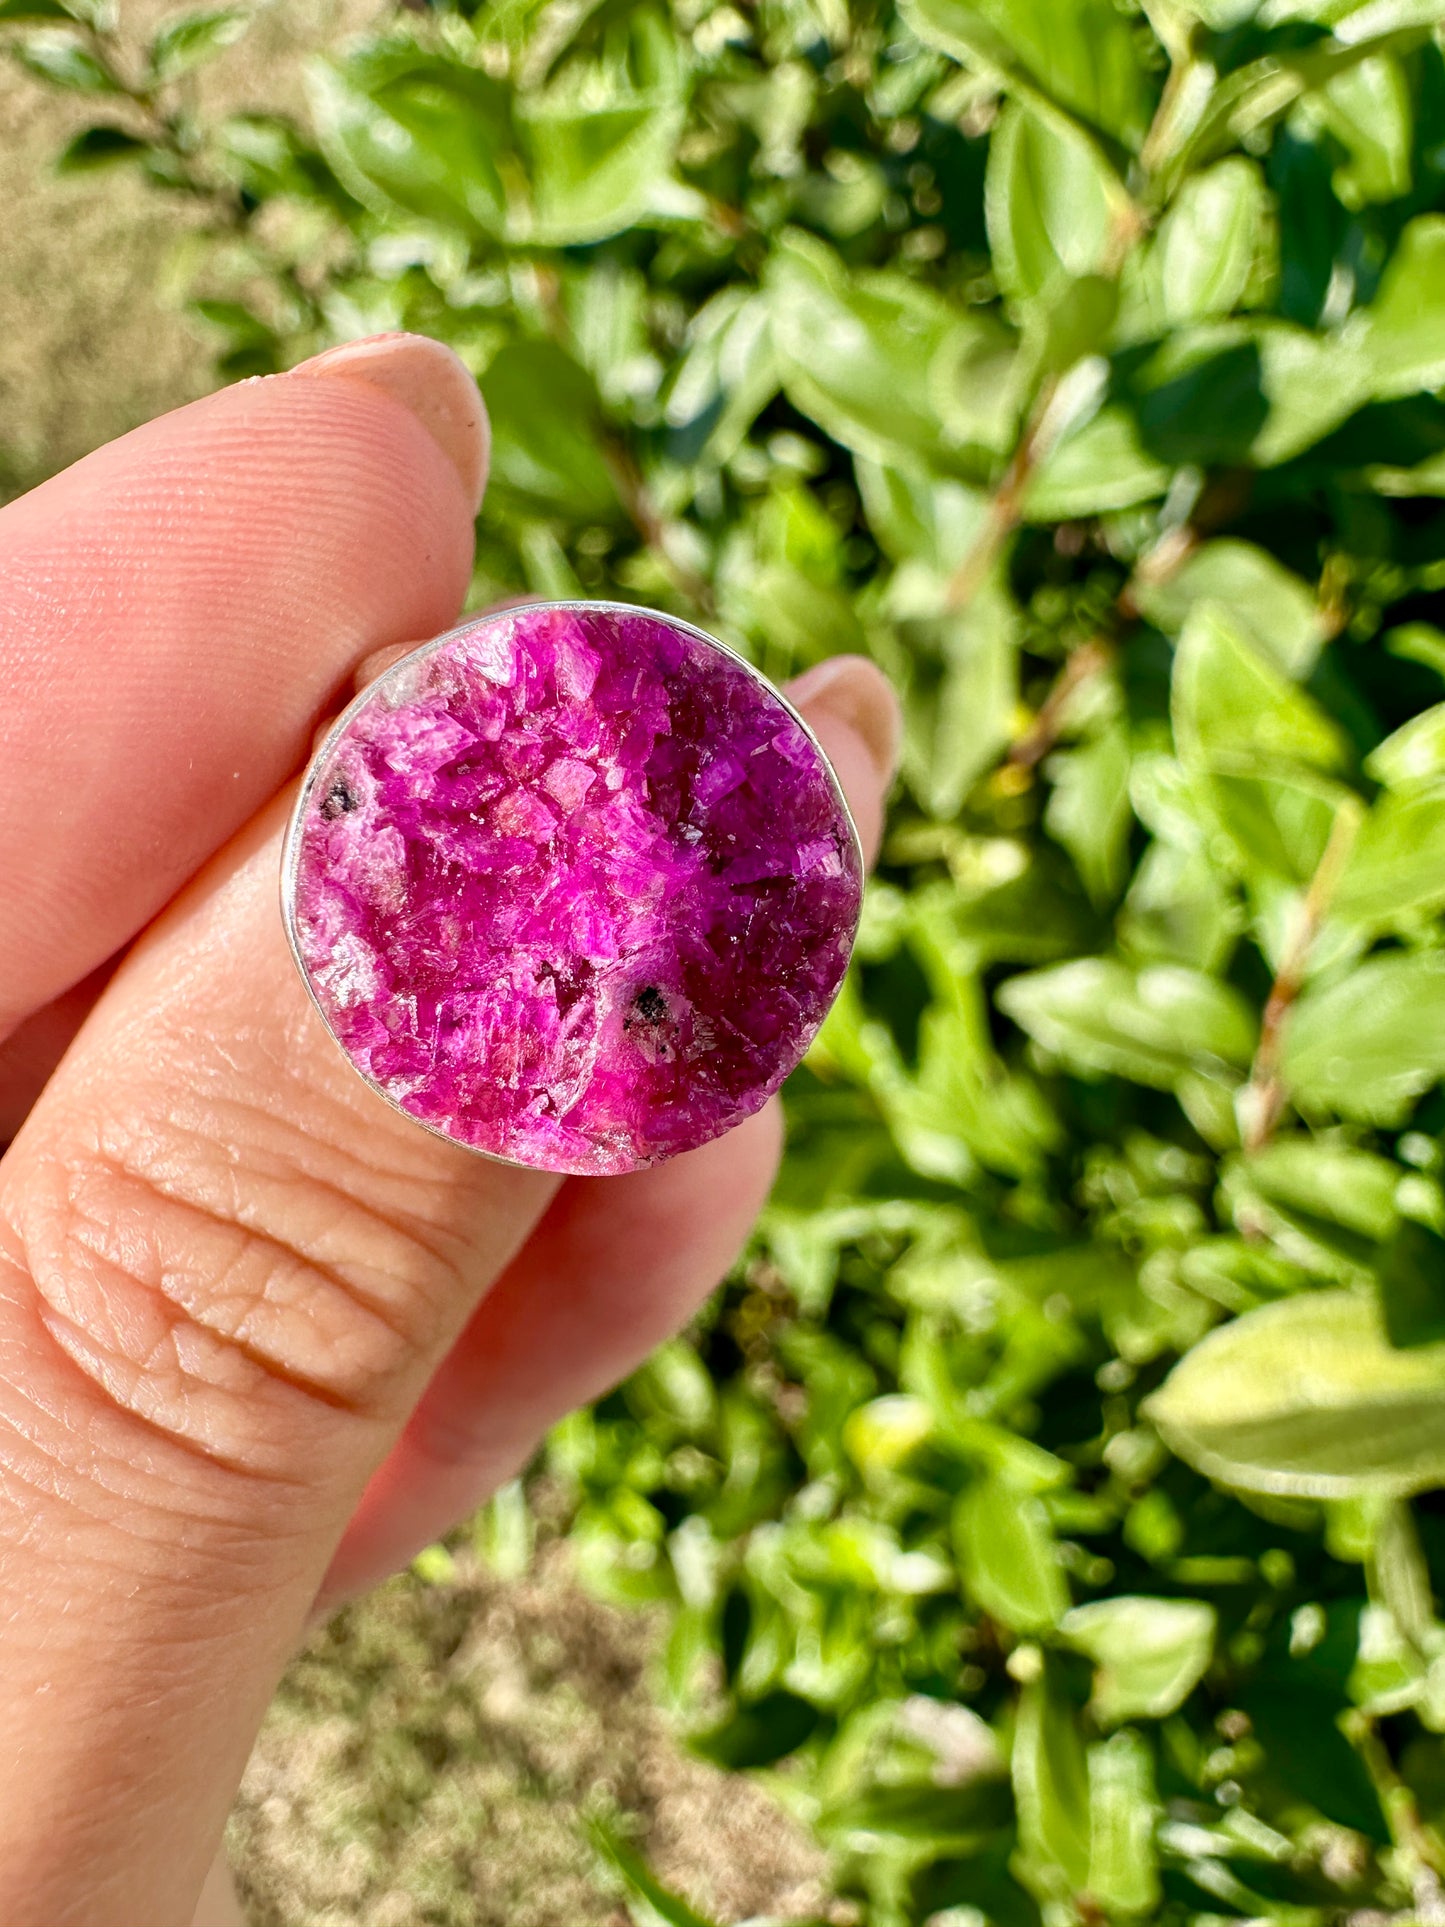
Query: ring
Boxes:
[{"xmin": 280, "ymin": 601, "xmax": 865, "ymax": 1176}]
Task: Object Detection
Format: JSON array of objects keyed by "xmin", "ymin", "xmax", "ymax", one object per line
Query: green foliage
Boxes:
[{"xmin": 20, "ymin": 0, "xmax": 1445, "ymax": 1919}]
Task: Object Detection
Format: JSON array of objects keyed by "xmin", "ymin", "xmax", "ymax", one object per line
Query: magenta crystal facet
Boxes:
[{"xmin": 282, "ymin": 602, "xmax": 864, "ymax": 1176}]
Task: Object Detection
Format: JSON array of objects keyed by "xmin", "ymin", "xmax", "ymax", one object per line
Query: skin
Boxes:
[{"xmin": 0, "ymin": 334, "xmax": 899, "ymax": 1927}]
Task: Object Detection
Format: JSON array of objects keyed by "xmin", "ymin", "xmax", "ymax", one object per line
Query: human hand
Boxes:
[{"xmin": 0, "ymin": 333, "xmax": 898, "ymax": 1926}]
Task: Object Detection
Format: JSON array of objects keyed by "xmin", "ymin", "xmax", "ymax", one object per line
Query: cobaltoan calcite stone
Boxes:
[{"xmin": 284, "ymin": 603, "xmax": 864, "ymax": 1176}]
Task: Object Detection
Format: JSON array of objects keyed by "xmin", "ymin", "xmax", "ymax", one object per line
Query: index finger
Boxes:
[{"xmin": 0, "ymin": 333, "xmax": 487, "ymax": 1040}]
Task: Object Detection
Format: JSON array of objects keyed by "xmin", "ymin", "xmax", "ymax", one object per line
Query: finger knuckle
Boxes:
[{"xmin": 2, "ymin": 1106, "xmax": 465, "ymax": 1477}]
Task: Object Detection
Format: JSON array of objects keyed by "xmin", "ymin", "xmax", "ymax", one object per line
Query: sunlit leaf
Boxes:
[
  {"xmin": 1358, "ymin": 216, "xmax": 1445, "ymax": 401},
  {"xmin": 1062, "ymin": 1596, "xmax": 1216, "ymax": 1725},
  {"xmin": 1148, "ymin": 1291, "xmax": 1445, "ymax": 1497},
  {"xmin": 1134, "ymin": 539, "xmax": 1327, "ymax": 679},
  {"xmin": 1172, "ymin": 602, "xmax": 1349, "ymax": 776},
  {"xmin": 999, "ymin": 958, "xmax": 1257, "ymax": 1090},
  {"xmin": 10, "ymin": 26, "xmax": 118, "ymax": 89},
  {"xmin": 1285, "ymin": 951, "xmax": 1445, "ymax": 1125},
  {"xmin": 955, "ymin": 1475, "xmax": 1069, "ymax": 1632},
  {"xmin": 1156, "ymin": 157, "xmax": 1268, "ymax": 325},
  {"xmin": 903, "ymin": 0, "xmax": 1155, "ymax": 149},
  {"xmin": 985, "ymin": 99, "xmax": 1118, "ymax": 304},
  {"xmin": 147, "ymin": 5, "xmax": 250, "ymax": 83},
  {"xmin": 1013, "ymin": 1660, "xmax": 1092, "ymax": 1895},
  {"xmin": 1088, "ymin": 1729, "xmax": 1161, "ymax": 1916},
  {"xmin": 767, "ymin": 228, "xmax": 1014, "ymax": 469}
]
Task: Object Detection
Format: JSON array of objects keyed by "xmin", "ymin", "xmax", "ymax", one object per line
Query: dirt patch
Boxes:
[
  {"xmin": 230, "ymin": 1546, "xmax": 831, "ymax": 1927},
  {"xmin": 0, "ymin": 0, "xmax": 378, "ymax": 492}
]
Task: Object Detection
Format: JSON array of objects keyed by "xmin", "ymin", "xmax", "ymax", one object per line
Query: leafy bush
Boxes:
[{"xmin": 16, "ymin": 0, "xmax": 1445, "ymax": 1919}]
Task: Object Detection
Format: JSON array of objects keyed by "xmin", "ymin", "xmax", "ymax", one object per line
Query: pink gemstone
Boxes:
[{"xmin": 284, "ymin": 604, "xmax": 864, "ymax": 1176}]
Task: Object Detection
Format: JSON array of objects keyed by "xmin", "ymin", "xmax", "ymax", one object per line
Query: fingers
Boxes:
[
  {"xmin": 0, "ymin": 333, "xmax": 485, "ymax": 1041},
  {"xmin": 0, "ymin": 623, "xmax": 893, "ymax": 1924},
  {"xmin": 0, "ymin": 961, "xmax": 118, "ymax": 1143},
  {"xmin": 789, "ymin": 656, "xmax": 898, "ymax": 868},
  {"xmin": 318, "ymin": 666, "xmax": 900, "ymax": 1606},
  {"xmin": 318, "ymin": 1099, "xmax": 785, "ymax": 1607},
  {"xmin": 0, "ymin": 779, "xmax": 559, "ymax": 1923}
]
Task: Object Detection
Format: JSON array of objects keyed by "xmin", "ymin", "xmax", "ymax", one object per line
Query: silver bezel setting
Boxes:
[{"xmin": 279, "ymin": 599, "xmax": 867, "ymax": 1172}]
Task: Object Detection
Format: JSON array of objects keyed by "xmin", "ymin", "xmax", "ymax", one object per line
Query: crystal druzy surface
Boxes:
[{"xmin": 287, "ymin": 604, "xmax": 864, "ymax": 1176}]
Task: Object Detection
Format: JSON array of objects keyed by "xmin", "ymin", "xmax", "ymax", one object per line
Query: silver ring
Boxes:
[{"xmin": 280, "ymin": 601, "xmax": 864, "ymax": 1177}]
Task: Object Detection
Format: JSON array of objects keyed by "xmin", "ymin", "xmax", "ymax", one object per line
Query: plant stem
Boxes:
[
  {"xmin": 1006, "ymin": 636, "xmax": 1115, "ymax": 770},
  {"xmin": 943, "ymin": 379, "xmax": 1057, "ymax": 613},
  {"xmin": 603, "ymin": 438, "xmax": 716, "ymax": 619},
  {"xmin": 1005, "ymin": 522, "xmax": 1199, "ymax": 770},
  {"xmin": 1239, "ymin": 796, "xmax": 1362, "ymax": 1154}
]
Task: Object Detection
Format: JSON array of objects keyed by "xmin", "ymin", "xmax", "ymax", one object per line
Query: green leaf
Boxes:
[
  {"xmin": 1164, "ymin": 16, "xmax": 1438, "ymax": 191},
  {"xmin": 1380, "ymin": 1217, "xmax": 1445, "ymax": 1349},
  {"xmin": 1044, "ymin": 722, "xmax": 1133, "ymax": 909},
  {"xmin": 1366, "ymin": 703, "xmax": 1445, "ymax": 788},
  {"xmin": 1134, "ymin": 539, "xmax": 1327, "ymax": 679},
  {"xmin": 1127, "ymin": 319, "xmax": 1368, "ymax": 469},
  {"xmin": 1156, "ymin": 157, "xmax": 1268, "ymax": 326},
  {"xmin": 1358, "ymin": 216, "xmax": 1445, "ymax": 401},
  {"xmin": 9, "ymin": 27, "xmax": 118, "ymax": 90},
  {"xmin": 1333, "ymin": 784, "xmax": 1445, "ymax": 930},
  {"xmin": 1087, "ymin": 1729, "xmax": 1161, "ymax": 1916},
  {"xmin": 589, "ymin": 1820, "xmax": 720, "ymax": 1927},
  {"xmin": 663, "ymin": 289, "xmax": 778, "ymax": 468},
  {"xmin": 1242, "ymin": 1670, "xmax": 1389, "ymax": 1839},
  {"xmin": 1172, "ymin": 602, "xmax": 1349, "ymax": 776},
  {"xmin": 998, "ymin": 958, "xmax": 1257, "ymax": 1091},
  {"xmin": 1118, "ymin": 839, "xmax": 1240, "ymax": 973},
  {"xmin": 515, "ymin": 9, "xmax": 690, "ymax": 245},
  {"xmin": 1036, "ymin": 275, "xmax": 1121, "ymax": 386},
  {"xmin": 1182, "ymin": 1236, "xmax": 1313, "ymax": 1312},
  {"xmin": 688, "ymin": 1689, "xmax": 820, "ymax": 1770},
  {"xmin": 854, "ymin": 457, "xmax": 987, "ymax": 574},
  {"xmin": 1284, "ymin": 951, "xmax": 1445, "ymax": 1126},
  {"xmin": 954, "ymin": 1475, "xmax": 1069, "ymax": 1632},
  {"xmin": 481, "ymin": 340, "xmax": 620, "ymax": 522},
  {"xmin": 1061, "ymin": 1597, "xmax": 1217, "ymax": 1725},
  {"xmin": 1147, "ymin": 1290, "xmax": 1445, "ymax": 1497},
  {"xmin": 844, "ymin": 1393, "xmax": 933, "ymax": 1476},
  {"xmin": 147, "ymin": 5, "xmax": 250, "ymax": 83},
  {"xmin": 902, "ymin": 0, "xmax": 1155, "ymax": 149},
  {"xmin": 766, "ymin": 229, "xmax": 1014, "ymax": 471},
  {"xmin": 1233, "ymin": 1138, "xmax": 1401, "ymax": 1243},
  {"xmin": 0, "ymin": 0, "xmax": 69, "ymax": 17},
  {"xmin": 1316, "ymin": 53, "xmax": 1413, "ymax": 207},
  {"xmin": 1013, "ymin": 1659, "xmax": 1092, "ymax": 1896},
  {"xmin": 902, "ymin": 989, "xmax": 1060, "ymax": 1181},
  {"xmin": 1384, "ymin": 623, "xmax": 1445, "ymax": 682},
  {"xmin": 307, "ymin": 45, "xmax": 512, "ymax": 236},
  {"xmin": 1196, "ymin": 770, "xmax": 1347, "ymax": 914},
  {"xmin": 54, "ymin": 124, "xmax": 150, "ymax": 170},
  {"xmin": 984, "ymin": 99, "xmax": 1118, "ymax": 305},
  {"xmin": 821, "ymin": 1772, "xmax": 1014, "ymax": 1843},
  {"xmin": 925, "ymin": 590, "xmax": 1019, "ymax": 817},
  {"xmin": 312, "ymin": 13, "xmax": 690, "ymax": 246},
  {"xmin": 1023, "ymin": 404, "xmax": 1172, "ymax": 519},
  {"xmin": 1221, "ymin": 1139, "xmax": 1400, "ymax": 1282},
  {"xmin": 1327, "ymin": 0, "xmax": 1445, "ymax": 32}
]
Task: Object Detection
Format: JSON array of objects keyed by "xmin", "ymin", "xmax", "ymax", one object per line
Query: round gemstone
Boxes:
[{"xmin": 284, "ymin": 603, "xmax": 864, "ymax": 1175}]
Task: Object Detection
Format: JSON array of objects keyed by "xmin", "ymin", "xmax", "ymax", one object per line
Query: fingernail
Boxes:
[
  {"xmin": 289, "ymin": 333, "xmax": 490, "ymax": 515},
  {"xmin": 787, "ymin": 655, "xmax": 901, "ymax": 786}
]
